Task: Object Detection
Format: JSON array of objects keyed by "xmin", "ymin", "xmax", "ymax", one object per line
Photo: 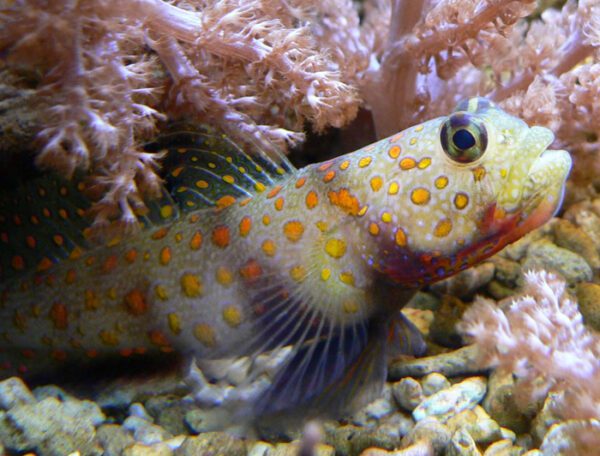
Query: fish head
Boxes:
[{"xmin": 363, "ymin": 97, "xmax": 572, "ymax": 286}]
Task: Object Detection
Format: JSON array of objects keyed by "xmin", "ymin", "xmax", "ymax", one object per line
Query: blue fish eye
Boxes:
[{"xmin": 452, "ymin": 129, "xmax": 475, "ymax": 150}]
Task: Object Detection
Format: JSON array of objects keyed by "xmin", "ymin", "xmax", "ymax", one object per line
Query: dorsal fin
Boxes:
[{"xmin": 147, "ymin": 125, "xmax": 296, "ymax": 213}]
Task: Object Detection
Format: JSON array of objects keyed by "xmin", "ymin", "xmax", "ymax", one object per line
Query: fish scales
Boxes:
[{"xmin": 0, "ymin": 98, "xmax": 572, "ymax": 418}]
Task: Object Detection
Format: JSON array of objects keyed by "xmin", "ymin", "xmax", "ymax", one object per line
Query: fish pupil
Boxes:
[{"xmin": 453, "ymin": 129, "xmax": 475, "ymax": 150}]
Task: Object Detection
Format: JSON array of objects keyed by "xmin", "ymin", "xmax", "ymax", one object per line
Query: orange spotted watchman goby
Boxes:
[{"xmin": 0, "ymin": 98, "xmax": 572, "ymax": 418}]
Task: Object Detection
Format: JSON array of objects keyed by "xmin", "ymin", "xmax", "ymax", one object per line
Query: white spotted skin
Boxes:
[{"xmin": 0, "ymin": 102, "xmax": 571, "ymax": 379}]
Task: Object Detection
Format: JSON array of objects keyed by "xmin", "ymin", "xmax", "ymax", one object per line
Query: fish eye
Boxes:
[{"xmin": 440, "ymin": 112, "xmax": 488, "ymax": 163}]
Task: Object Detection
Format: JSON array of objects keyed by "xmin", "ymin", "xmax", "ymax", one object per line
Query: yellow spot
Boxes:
[
  {"xmin": 395, "ymin": 228, "xmax": 407, "ymax": 247},
  {"xmin": 290, "ymin": 265, "xmax": 307, "ymax": 282},
  {"xmin": 434, "ymin": 219, "xmax": 453, "ymax": 237},
  {"xmin": 321, "ymin": 268, "xmax": 331, "ymax": 281},
  {"xmin": 388, "ymin": 145, "xmax": 401, "ymax": 159},
  {"xmin": 388, "ymin": 182, "xmax": 399, "ymax": 195},
  {"xmin": 160, "ymin": 205, "xmax": 173, "ymax": 219},
  {"xmin": 159, "ymin": 246, "xmax": 172, "ymax": 265},
  {"xmin": 175, "ymin": 233, "xmax": 183, "ymax": 243},
  {"xmin": 316, "ymin": 221, "xmax": 328, "ymax": 232},
  {"xmin": 411, "ymin": 188, "xmax": 431, "ymax": 205},
  {"xmin": 262, "ymin": 215, "xmax": 271, "ymax": 225},
  {"xmin": 295, "ymin": 177, "xmax": 306, "ymax": 188},
  {"xmin": 84, "ymin": 290, "xmax": 100, "ymax": 310},
  {"xmin": 325, "ymin": 238, "xmax": 347, "ymax": 259},
  {"xmin": 358, "ymin": 157, "xmax": 372, "ymax": 168},
  {"xmin": 454, "ymin": 193, "xmax": 469, "ymax": 210},
  {"xmin": 196, "ymin": 180, "xmax": 209, "ymax": 189},
  {"xmin": 358, "ymin": 205, "xmax": 368, "ymax": 217},
  {"xmin": 216, "ymin": 266, "xmax": 234, "ymax": 286},
  {"xmin": 370, "ymin": 176, "xmax": 383, "ymax": 192},
  {"xmin": 262, "ymin": 239, "xmax": 277, "ymax": 257},
  {"xmin": 274, "ymin": 196, "xmax": 284, "ymax": 211},
  {"xmin": 306, "ymin": 191, "xmax": 318, "ymax": 209},
  {"xmin": 168, "ymin": 313, "xmax": 181, "ymax": 334},
  {"xmin": 190, "ymin": 231, "xmax": 203, "ymax": 250},
  {"xmin": 283, "ymin": 220, "xmax": 304, "ymax": 242},
  {"xmin": 435, "ymin": 176, "xmax": 448, "ymax": 189},
  {"xmin": 212, "ymin": 225, "xmax": 230, "ymax": 248},
  {"xmin": 340, "ymin": 160, "xmax": 350, "ymax": 170},
  {"xmin": 193, "ymin": 323, "xmax": 216, "ymax": 348},
  {"xmin": 223, "ymin": 175, "xmax": 235, "ymax": 184},
  {"xmin": 323, "ymin": 170, "xmax": 336, "ymax": 182},
  {"xmin": 255, "ymin": 182, "xmax": 266, "ymax": 192},
  {"xmin": 239, "ymin": 216, "xmax": 252, "ymax": 237},
  {"xmin": 99, "ymin": 330, "xmax": 119, "ymax": 346},
  {"xmin": 400, "ymin": 158, "xmax": 416, "ymax": 170},
  {"xmin": 340, "ymin": 271, "xmax": 355, "ymax": 286},
  {"xmin": 106, "ymin": 235, "xmax": 121, "ymax": 247},
  {"xmin": 223, "ymin": 306, "xmax": 242, "ymax": 328},
  {"xmin": 418, "ymin": 157, "xmax": 432, "ymax": 169},
  {"xmin": 181, "ymin": 273, "xmax": 203, "ymax": 297},
  {"xmin": 410, "ymin": 138, "xmax": 417, "ymax": 145},
  {"xmin": 208, "ymin": 162, "xmax": 216, "ymax": 169},
  {"xmin": 343, "ymin": 299, "xmax": 359, "ymax": 314},
  {"xmin": 472, "ymin": 166, "xmax": 486, "ymax": 181},
  {"xmin": 369, "ymin": 222, "xmax": 380, "ymax": 236},
  {"xmin": 381, "ymin": 212, "xmax": 392, "ymax": 223},
  {"xmin": 155, "ymin": 285, "xmax": 169, "ymax": 300},
  {"xmin": 415, "ymin": 125, "xmax": 424, "ymax": 132},
  {"xmin": 500, "ymin": 168, "xmax": 508, "ymax": 178}
]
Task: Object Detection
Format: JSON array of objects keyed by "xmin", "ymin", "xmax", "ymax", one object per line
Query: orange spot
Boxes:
[
  {"xmin": 212, "ymin": 225, "xmax": 230, "ymax": 248},
  {"xmin": 262, "ymin": 215, "xmax": 271, "ymax": 225},
  {"xmin": 51, "ymin": 350, "xmax": 67, "ymax": 362},
  {"xmin": 49, "ymin": 302, "xmax": 68, "ymax": 330},
  {"xmin": 58, "ymin": 208, "xmax": 69, "ymax": 220},
  {"xmin": 86, "ymin": 349, "xmax": 98, "ymax": 358},
  {"xmin": 369, "ymin": 222, "xmax": 380, "ymax": 236},
  {"xmin": 400, "ymin": 157, "xmax": 416, "ymax": 170},
  {"xmin": 391, "ymin": 132, "xmax": 404, "ymax": 142},
  {"xmin": 0, "ymin": 232, "xmax": 8, "ymax": 243},
  {"xmin": 52, "ymin": 234, "xmax": 64, "ymax": 246},
  {"xmin": 267, "ymin": 185, "xmax": 282, "ymax": 199},
  {"xmin": 472, "ymin": 166, "xmax": 486, "ymax": 181},
  {"xmin": 370, "ymin": 177, "xmax": 383, "ymax": 192},
  {"xmin": 151, "ymin": 227, "xmax": 169, "ymax": 240},
  {"xmin": 43, "ymin": 208, "xmax": 51, "ymax": 217},
  {"xmin": 306, "ymin": 191, "xmax": 318, "ymax": 209},
  {"xmin": 65, "ymin": 269, "xmax": 77, "ymax": 284},
  {"xmin": 194, "ymin": 323, "xmax": 216, "ymax": 348},
  {"xmin": 395, "ymin": 228, "xmax": 407, "ymax": 247},
  {"xmin": 339, "ymin": 160, "xmax": 350, "ymax": 170},
  {"xmin": 190, "ymin": 214, "xmax": 200, "ymax": 223},
  {"xmin": 25, "ymin": 236, "xmax": 36, "ymax": 249},
  {"xmin": 295, "ymin": 177, "xmax": 306, "ymax": 188},
  {"xmin": 30, "ymin": 215, "xmax": 40, "ymax": 225},
  {"xmin": 239, "ymin": 216, "xmax": 252, "ymax": 237},
  {"xmin": 411, "ymin": 188, "xmax": 431, "ymax": 205},
  {"xmin": 274, "ymin": 197, "xmax": 284, "ymax": 211},
  {"xmin": 99, "ymin": 330, "xmax": 119, "ymax": 346},
  {"xmin": 239, "ymin": 197, "xmax": 252, "ymax": 207},
  {"xmin": 124, "ymin": 289, "xmax": 148, "ymax": 316},
  {"xmin": 216, "ymin": 195, "xmax": 236, "ymax": 209},
  {"xmin": 11, "ymin": 256, "xmax": 25, "ymax": 271},
  {"xmin": 240, "ymin": 259, "xmax": 262, "ymax": 282},
  {"xmin": 190, "ymin": 231, "xmax": 203, "ymax": 250},
  {"xmin": 159, "ymin": 246, "xmax": 172, "ymax": 265},
  {"xmin": 434, "ymin": 219, "xmax": 453, "ymax": 237},
  {"xmin": 69, "ymin": 247, "xmax": 82, "ymax": 260},
  {"xmin": 328, "ymin": 188, "xmax": 360, "ymax": 216},
  {"xmin": 181, "ymin": 273, "xmax": 203, "ymax": 297},
  {"xmin": 318, "ymin": 161, "xmax": 333, "ymax": 172},
  {"xmin": 435, "ymin": 176, "xmax": 449, "ymax": 189},
  {"xmin": 262, "ymin": 239, "xmax": 277, "ymax": 256},
  {"xmin": 454, "ymin": 193, "xmax": 469, "ymax": 210},
  {"xmin": 283, "ymin": 220, "xmax": 305, "ymax": 242},
  {"xmin": 102, "ymin": 255, "xmax": 118, "ymax": 273},
  {"xmin": 148, "ymin": 329, "xmax": 171, "ymax": 348},
  {"xmin": 84, "ymin": 290, "xmax": 100, "ymax": 310},
  {"xmin": 323, "ymin": 170, "xmax": 336, "ymax": 182},
  {"xmin": 125, "ymin": 249, "xmax": 138, "ymax": 263},
  {"xmin": 12, "ymin": 215, "xmax": 22, "ymax": 226},
  {"xmin": 388, "ymin": 145, "xmax": 401, "ymax": 158}
]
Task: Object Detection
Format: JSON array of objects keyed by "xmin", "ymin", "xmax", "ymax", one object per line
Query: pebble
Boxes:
[
  {"xmin": 523, "ymin": 239, "xmax": 592, "ymax": 284},
  {"xmin": 123, "ymin": 442, "xmax": 174, "ymax": 456},
  {"xmin": 421, "ymin": 373, "xmax": 451, "ymax": 396},
  {"xmin": 446, "ymin": 407, "xmax": 502, "ymax": 444},
  {"xmin": 482, "ymin": 439, "xmax": 524, "ymax": 456},
  {"xmin": 389, "ymin": 345, "xmax": 482, "ymax": 379},
  {"xmin": 446, "ymin": 428, "xmax": 481, "ymax": 456},
  {"xmin": 0, "ymin": 377, "xmax": 35, "ymax": 410},
  {"xmin": 539, "ymin": 419, "xmax": 600, "ymax": 455},
  {"xmin": 96, "ymin": 424, "xmax": 136, "ymax": 456},
  {"xmin": 412, "ymin": 377, "xmax": 487, "ymax": 423},
  {"xmin": 531, "ymin": 393, "xmax": 562, "ymax": 443},
  {"xmin": 553, "ymin": 219, "xmax": 600, "ymax": 269},
  {"xmin": 483, "ymin": 372, "xmax": 529, "ymax": 434},
  {"xmin": 401, "ymin": 418, "xmax": 451, "ymax": 454},
  {"xmin": 575, "ymin": 282, "xmax": 600, "ymax": 331},
  {"xmin": 174, "ymin": 432, "xmax": 246, "ymax": 456},
  {"xmin": 391, "ymin": 378, "xmax": 423, "ymax": 411},
  {"xmin": 429, "ymin": 296, "xmax": 469, "ymax": 348}
]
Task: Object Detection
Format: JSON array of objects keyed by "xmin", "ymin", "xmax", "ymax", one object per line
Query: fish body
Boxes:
[{"xmin": 0, "ymin": 98, "xmax": 571, "ymax": 417}]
